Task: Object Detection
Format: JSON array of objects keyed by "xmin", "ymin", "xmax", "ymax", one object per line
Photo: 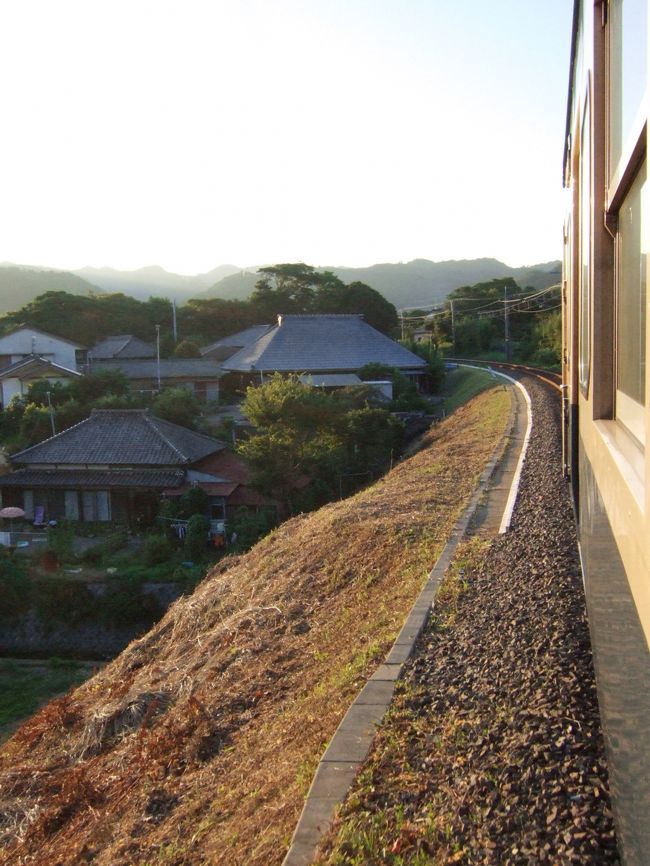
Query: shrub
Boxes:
[
  {"xmin": 47, "ymin": 522, "xmax": 75, "ymax": 562},
  {"xmin": 0, "ymin": 549, "xmax": 29, "ymax": 619},
  {"xmin": 184, "ymin": 514, "xmax": 210, "ymax": 561},
  {"xmin": 229, "ymin": 507, "xmax": 277, "ymax": 552},
  {"xmin": 142, "ymin": 534, "xmax": 174, "ymax": 567},
  {"xmin": 80, "ymin": 530, "xmax": 128, "ymax": 565},
  {"xmin": 99, "ymin": 576, "xmax": 163, "ymax": 628},
  {"xmin": 32, "ymin": 577, "xmax": 97, "ymax": 626}
]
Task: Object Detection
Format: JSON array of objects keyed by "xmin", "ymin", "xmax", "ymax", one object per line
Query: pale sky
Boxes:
[{"xmin": 0, "ymin": 0, "xmax": 573, "ymax": 275}]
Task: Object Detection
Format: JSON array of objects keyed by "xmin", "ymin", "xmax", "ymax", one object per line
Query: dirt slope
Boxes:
[{"xmin": 0, "ymin": 388, "xmax": 509, "ymax": 866}]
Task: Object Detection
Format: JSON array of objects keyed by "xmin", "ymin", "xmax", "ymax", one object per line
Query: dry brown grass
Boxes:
[{"xmin": 0, "ymin": 387, "xmax": 510, "ymax": 866}]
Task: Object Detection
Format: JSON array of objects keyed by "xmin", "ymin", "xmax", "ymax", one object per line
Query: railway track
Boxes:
[{"xmin": 446, "ymin": 357, "xmax": 562, "ymax": 393}]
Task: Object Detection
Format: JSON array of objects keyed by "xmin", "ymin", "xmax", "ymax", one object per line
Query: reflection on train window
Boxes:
[
  {"xmin": 616, "ymin": 161, "xmax": 647, "ymax": 445},
  {"xmin": 609, "ymin": 0, "xmax": 647, "ymax": 182},
  {"xmin": 579, "ymin": 95, "xmax": 591, "ymax": 394}
]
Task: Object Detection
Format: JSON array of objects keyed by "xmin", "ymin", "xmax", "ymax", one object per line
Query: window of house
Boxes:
[
  {"xmin": 22, "ymin": 490, "xmax": 34, "ymax": 520},
  {"xmin": 64, "ymin": 490, "xmax": 80, "ymax": 521},
  {"xmin": 82, "ymin": 490, "xmax": 111, "ymax": 521}
]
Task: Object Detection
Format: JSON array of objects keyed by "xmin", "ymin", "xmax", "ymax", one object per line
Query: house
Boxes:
[
  {"xmin": 0, "ymin": 326, "xmax": 86, "ymax": 372},
  {"xmin": 89, "ymin": 335, "xmax": 156, "ymax": 360},
  {"xmin": 200, "ymin": 325, "xmax": 273, "ymax": 361},
  {"xmin": 0, "ymin": 409, "xmax": 267, "ymax": 527},
  {"xmin": 0, "ymin": 326, "xmax": 86, "ymax": 408},
  {"xmin": 220, "ymin": 314, "xmax": 427, "ymax": 387},
  {"xmin": 0, "ymin": 356, "xmax": 83, "ymax": 408},
  {"xmin": 88, "ymin": 358, "xmax": 223, "ymax": 401}
]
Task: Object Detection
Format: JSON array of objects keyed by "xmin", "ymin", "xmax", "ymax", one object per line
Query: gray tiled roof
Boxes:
[
  {"xmin": 0, "ymin": 356, "xmax": 82, "ymax": 380},
  {"xmin": 89, "ymin": 358, "xmax": 224, "ymax": 379},
  {"xmin": 221, "ymin": 315, "xmax": 427, "ymax": 373},
  {"xmin": 200, "ymin": 325, "xmax": 273, "ymax": 355},
  {"xmin": 90, "ymin": 335, "xmax": 156, "ymax": 359},
  {"xmin": 11, "ymin": 410, "xmax": 226, "ymax": 466},
  {"xmin": 0, "ymin": 326, "xmax": 86, "ymax": 349},
  {"xmin": 0, "ymin": 468, "xmax": 185, "ymax": 489},
  {"xmin": 298, "ymin": 373, "xmax": 362, "ymax": 387}
]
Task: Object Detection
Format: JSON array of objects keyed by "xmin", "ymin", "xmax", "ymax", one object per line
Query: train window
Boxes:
[
  {"xmin": 616, "ymin": 161, "xmax": 647, "ymax": 445},
  {"xmin": 579, "ymin": 94, "xmax": 591, "ymax": 394},
  {"xmin": 609, "ymin": 0, "xmax": 647, "ymax": 184}
]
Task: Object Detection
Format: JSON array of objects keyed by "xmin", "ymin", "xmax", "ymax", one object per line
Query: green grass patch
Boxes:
[
  {"xmin": 442, "ymin": 366, "xmax": 501, "ymax": 415},
  {"xmin": 0, "ymin": 658, "xmax": 95, "ymax": 740}
]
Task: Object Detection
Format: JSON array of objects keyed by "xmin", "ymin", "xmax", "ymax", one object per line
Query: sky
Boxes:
[{"xmin": 0, "ymin": 0, "xmax": 573, "ymax": 275}]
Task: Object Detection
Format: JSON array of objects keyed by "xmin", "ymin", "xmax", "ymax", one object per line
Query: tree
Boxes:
[
  {"xmin": 357, "ymin": 363, "xmax": 430, "ymax": 410},
  {"xmin": 250, "ymin": 263, "xmax": 322, "ymax": 318},
  {"xmin": 151, "ymin": 387, "xmax": 202, "ymax": 428},
  {"xmin": 173, "ymin": 340, "xmax": 201, "ymax": 358},
  {"xmin": 313, "ymin": 280, "xmax": 398, "ymax": 334},
  {"xmin": 67, "ymin": 369, "xmax": 130, "ymax": 404},
  {"xmin": 237, "ymin": 374, "xmax": 402, "ymax": 512}
]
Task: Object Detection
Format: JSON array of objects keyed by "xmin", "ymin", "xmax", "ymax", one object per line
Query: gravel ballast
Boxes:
[{"xmin": 317, "ymin": 377, "xmax": 619, "ymax": 865}]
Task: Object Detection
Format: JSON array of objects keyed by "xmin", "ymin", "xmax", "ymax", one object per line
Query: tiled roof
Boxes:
[
  {"xmin": 0, "ymin": 326, "xmax": 86, "ymax": 349},
  {"xmin": 0, "ymin": 468, "xmax": 185, "ymax": 489},
  {"xmin": 221, "ymin": 315, "xmax": 427, "ymax": 373},
  {"xmin": 90, "ymin": 358, "xmax": 224, "ymax": 379},
  {"xmin": 164, "ymin": 481, "xmax": 238, "ymax": 497},
  {"xmin": 299, "ymin": 373, "xmax": 362, "ymax": 387},
  {"xmin": 90, "ymin": 335, "xmax": 155, "ymax": 359},
  {"xmin": 200, "ymin": 325, "xmax": 273, "ymax": 356},
  {"xmin": 10, "ymin": 410, "xmax": 226, "ymax": 465},
  {"xmin": 0, "ymin": 356, "xmax": 82, "ymax": 380}
]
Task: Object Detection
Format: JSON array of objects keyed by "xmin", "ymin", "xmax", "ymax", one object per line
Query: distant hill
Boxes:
[
  {"xmin": 74, "ymin": 264, "xmax": 244, "ymax": 301},
  {"xmin": 1, "ymin": 258, "xmax": 561, "ymax": 312},
  {"xmin": 0, "ymin": 265, "xmax": 103, "ymax": 314},
  {"xmin": 203, "ymin": 258, "xmax": 562, "ymax": 308}
]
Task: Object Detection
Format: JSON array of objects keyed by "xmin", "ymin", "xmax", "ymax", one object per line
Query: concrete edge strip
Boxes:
[
  {"xmin": 450, "ymin": 364, "xmax": 533, "ymax": 534},
  {"xmin": 282, "ymin": 380, "xmax": 526, "ymax": 866}
]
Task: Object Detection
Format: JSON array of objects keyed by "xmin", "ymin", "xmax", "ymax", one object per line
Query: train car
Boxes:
[{"xmin": 562, "ymin": 2, "xmax": 649, "ymax": 864}]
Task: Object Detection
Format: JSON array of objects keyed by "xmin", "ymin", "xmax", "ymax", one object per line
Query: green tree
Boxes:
[
  {"xmin": 313, "ymin": 279, "xmax": 398, "ymax": 334},
  {"xmin": 151, "ymin": 387, "xmax": 202, "ymax": 428},
  {"xmin": 357, "ymin": 363, "xmax": 430, "ymax": 410},
  {"xmin": 173, "ymin": 340, "xmax": 201, "ymax": 358},
  {"xmin": 68, "ymin": 369, "xmax": 129, "ymax": 404},
  {"xmin": 237, "ymin": 374, "xmax": 401, "ymax": 512}
]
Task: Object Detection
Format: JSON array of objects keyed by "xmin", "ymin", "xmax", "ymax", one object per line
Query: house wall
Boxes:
[
  {"xmin": 0, "ymin": 374, "xmax": 78, "ymax": 409},
  {"xmin": 127, "ymin": 377, "xmax": 220, "ymax": 401},
  {"xmin": 0, "ymin": 329, "xmax": 80, "ymax": 370}
]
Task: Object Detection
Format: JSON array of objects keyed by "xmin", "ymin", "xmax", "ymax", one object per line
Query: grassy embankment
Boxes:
[
  {"xmin": 442, "ymin": 366, "xmax": 503, "ymax": 415},
  {"xmin": 0, "ymin": 385, "xmax": 511, "ymax": 866}
]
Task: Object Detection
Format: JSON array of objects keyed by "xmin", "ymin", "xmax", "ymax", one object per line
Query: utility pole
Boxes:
[
  {"xmin": 450, "ymin": 299, "xmax": 456, "ymax": 353},
  {"xmin": 45, "ymin": 391, "xmax": 56, "ymax": 437},
  {"xmin": 400, "ymin": 312, "xmax": 405, "ymax": 341},
  {"xmin": 172, "ymin": 299, "xmax": 178, "ymax": 342},
  {"xmin": 504, "ymin": 286, "xmax": 511, "ymax": 361},
  {"xmin": 155, "ymin": 324, "xmax": 161, "ymax": 392}
]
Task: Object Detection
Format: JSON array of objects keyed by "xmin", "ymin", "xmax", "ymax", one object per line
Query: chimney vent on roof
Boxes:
[{"xmin": 277, "ymin": 315, "xmax": 283, "ymax": 326}]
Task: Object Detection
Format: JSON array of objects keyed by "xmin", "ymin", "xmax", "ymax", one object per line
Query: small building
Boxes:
[
  {"xmin": 0, "ymin": 409, "xmax": 265, "ymax": 527},
  {"xmin": 89, "ymin": 335, "xmax": 156, "ymax": 360},
  {"xmin": 0, "ymin": 356, "xmax": 82, "ymax": 408},
  {"xmin": 220, "ymin": 314, "xmax": 427, "ymax": 388},
  {"xmin": 0, "ymin": 326, "xmax": 86, "ymax": 372},
  {"xmin": 88, "ymin": 358, "xmax": 224, "ymax": 402},
  {"xmin": 200, "ymin": 325, "xmax": 273, "ymax": 361}
]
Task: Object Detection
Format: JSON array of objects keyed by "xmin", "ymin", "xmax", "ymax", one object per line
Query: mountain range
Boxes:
[{"xmin": 0, "ymin": 258, "xmax": 561, "ymax": 315}]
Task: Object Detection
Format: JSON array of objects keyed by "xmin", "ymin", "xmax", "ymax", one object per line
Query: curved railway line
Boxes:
[{"xmin": 446, "ymin": 357, "xmax": 562, "ymax": 392}]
